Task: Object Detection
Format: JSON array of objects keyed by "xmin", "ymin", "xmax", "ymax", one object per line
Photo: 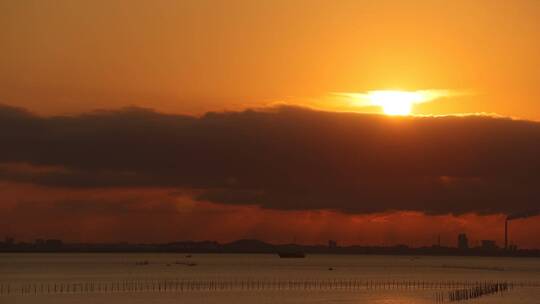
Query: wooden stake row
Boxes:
[{"xmin": 0, "ymin": 279, "xmax": 534, "ymax": 296}]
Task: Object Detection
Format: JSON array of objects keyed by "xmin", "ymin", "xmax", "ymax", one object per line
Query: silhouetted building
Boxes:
[
  {"xmin": 458, "ymin": 233, "xmax": 469, "ymax": 250},
  {"xmin": 328, "ymin": 240, "xmax": 337, "ymax": 249},
  {"xmin": 480, "ymin": 240, "xmax": 498, "ymax": 250},
  {"xmin": 35, "ymin": 239, "xmax": 45, "ymax": 246}
]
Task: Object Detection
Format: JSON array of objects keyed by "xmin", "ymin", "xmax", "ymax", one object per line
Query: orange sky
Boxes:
[
  {"xmin": 1, "ymin": 0, "xmax": 540, "ymax": 119},
  {"xmin": 2, "ymin": 1, "xmax": 540, "ymax": 247},
  {"xmin": 1, "ymin": 181, "xmax": 539, "ymax": 248}
]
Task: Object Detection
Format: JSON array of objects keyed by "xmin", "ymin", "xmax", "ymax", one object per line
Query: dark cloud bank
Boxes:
[{"xmin": 1, "ymin": 104, "xmax": 540, "ymax": 215}]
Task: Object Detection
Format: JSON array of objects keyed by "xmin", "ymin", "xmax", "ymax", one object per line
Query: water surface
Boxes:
[{"xmin": 1, "ymin": 253, "xmax": 539, "ymax": 303}]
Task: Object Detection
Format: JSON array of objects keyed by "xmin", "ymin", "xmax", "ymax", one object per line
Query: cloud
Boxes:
[
  {"xmin": 1, "ymin": 103, "xmax": 540, "ymax": 215},
  {"xmin": 507, "ymin": 210, "xmax": 540, "ymax": 221}
]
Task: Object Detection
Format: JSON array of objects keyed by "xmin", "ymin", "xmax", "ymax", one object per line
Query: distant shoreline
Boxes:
[
  {"xmin": 1, "ymin": 239, "xmax": 540, "ymax": 258},
  {"xmin": 1, "ymin": 252, "xmax": 540, "ymax": 259}
]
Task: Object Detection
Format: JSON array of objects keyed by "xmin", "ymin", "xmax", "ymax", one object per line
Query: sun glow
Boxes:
[
  {"xmin": 366, "ymin": 90, "xmax": 426, "ymax": 116},
  {"xmin": 335, "ymin": 89, "xmax": 457, "ymax": 116}
]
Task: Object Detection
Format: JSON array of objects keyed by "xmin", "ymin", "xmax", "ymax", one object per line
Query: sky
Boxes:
[{"xmin": 1, "ymin": 0, "xmax": 540, "ymax": 247}]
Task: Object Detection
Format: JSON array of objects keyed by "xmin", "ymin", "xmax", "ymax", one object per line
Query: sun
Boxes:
[
  {"xmin": 366, "ymin": 90, "xmax": 426, "ymax": 116},
  {"xmin": 337, "ymin": 89, "xmax": 451, "ymax": 116}
]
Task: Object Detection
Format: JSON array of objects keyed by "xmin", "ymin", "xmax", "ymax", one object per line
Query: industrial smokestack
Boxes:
[{"xmin": 505, "ymin": 219, "xmax": 508, "ymax": 250}]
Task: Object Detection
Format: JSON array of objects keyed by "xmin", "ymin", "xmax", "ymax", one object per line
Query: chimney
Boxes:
[{"xmin": 505, "ymin": 219, "xmax": 508, "ymax": 250}]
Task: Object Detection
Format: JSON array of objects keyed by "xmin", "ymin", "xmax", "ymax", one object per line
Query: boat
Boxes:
[{"xmin": 278, "ymin": 252, "xmax": 306, "ymax": 258}]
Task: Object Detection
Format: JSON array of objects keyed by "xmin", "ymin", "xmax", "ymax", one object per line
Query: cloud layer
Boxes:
[{"xmin": 1, "ymin": 104, "xmax": 540, "ymax": 215}]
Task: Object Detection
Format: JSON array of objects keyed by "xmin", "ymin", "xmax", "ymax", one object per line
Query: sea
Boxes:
[{"xmin": 1, "ymin": 253, "xmax": 539, "ymax": 303}]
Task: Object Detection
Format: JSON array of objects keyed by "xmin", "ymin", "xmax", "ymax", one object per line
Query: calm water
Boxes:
[{"xmin": 1, "ymin": 253, "xmax": 540, "ymax": 303}]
